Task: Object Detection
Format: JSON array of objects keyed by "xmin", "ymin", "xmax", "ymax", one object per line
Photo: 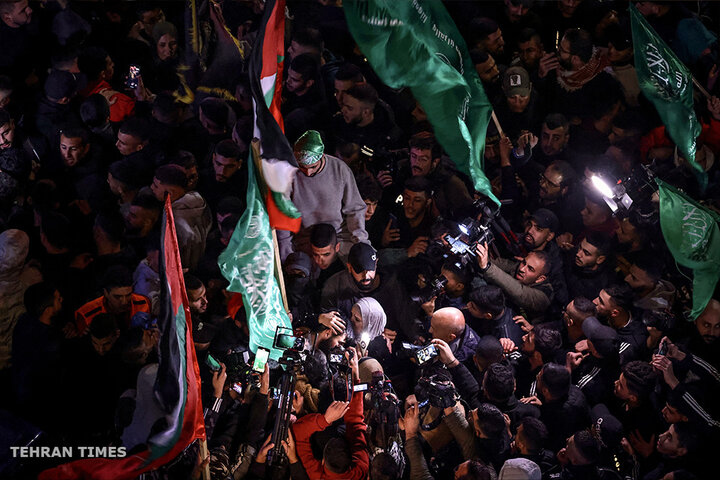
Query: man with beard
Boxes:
[
  {"xmin": 309, "ymin": 223, "xmax": 345, "ymax": 292},
  {"xmin": 469, "ymin": 17, "xmax": 507, "ymax": 64},
  {"xmin": 594, "ymin": 284, "xmax": 647, "ymax": 363},
  {"xmin": 471, "ymin": 50, "xmax": 503, "ymax": 105},
  {"xmin": 281, "ymin": 54, "xmax": 328, "ymax": 144},
  {"xmin": 476, "ymin": 243, "xmax": 554, "ymax": 322},
  {"xmin": 197, "ymin": 139, "xmax": 247, "ymax": 214},
  {"xmin": 681, "ymin": 299, "xmax": 720, "ymax": 369},
  {"xmin": 511, "ymin": 28, "xmax": 546, "ymax": 81},
  {"xmin": 531, "ymin": 160, "xmax": 584, "ymax": 237},
  {"xmin": 333, "ymin": 82, "xmax": 400, "ymax": 154},
  {"xmin": 523, "ymin": 208, "xmax": 568, "ymax": 309},
  {"xmin": 124, "ymin": 192, "xmax": 161, "ymax": 256},
  {"xmin": 624, "ymin": 255, "xmax": 675, "ymax": 312},
  {"xmin": 320, "ymin": 242, "xmax": 423, "ymax": 342},
  {"xmin": 277, "ymin": 130, "xmax": 368, "ymax": 261},
  {"xmin": 542, "ymin": 28, "xmax": 622, "ymax": 123},
  {"xmin": 564, "ymin": 231, "xmax": 615, "ymax": 301}
]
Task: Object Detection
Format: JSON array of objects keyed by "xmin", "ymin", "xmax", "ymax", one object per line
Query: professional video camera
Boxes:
[
  {"xmin": 329, "ymin": 344, "xmax": 355, "ymax": 401},
  {"xmin": 267, "ymin": 326, "xmax": 307, "ymax": 470},
  {"xmin": 429, "ymin": 197, "xmax": 525, "ymax": 269},
  {"xmin": 368, "ymin": 371, "xmax": 400, "ymax": 450},
  {"xmin": 415, "ymin": 375, "xmax": 459, "ymax": 410},
  {"xmin": 589, "ymin": 163, "xmax": 657, "ymax": 219}
]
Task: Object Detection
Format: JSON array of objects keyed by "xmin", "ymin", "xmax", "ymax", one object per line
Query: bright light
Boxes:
[
  {"xmin": 361, "ymin": 332, "xmax": 371, "ymax": 346},
  {"xmin": 458, "ymin": 224, "xmax": 469, "ymax": 235},
  {"xmin": 590, "ymin": 175, "xmax": 614, "ymax": 198}
]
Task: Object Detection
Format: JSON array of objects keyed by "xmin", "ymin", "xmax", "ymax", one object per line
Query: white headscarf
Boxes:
[{"xmin": 350, "ymin": 297, "xmax": 387, "ymax": 341}]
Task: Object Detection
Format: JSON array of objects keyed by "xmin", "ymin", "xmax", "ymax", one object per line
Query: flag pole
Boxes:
[
  {"xmin": 198, "ymin": 438, "xmax": 210, "ymax": 480},
  {"xmin": 491, "ymin": 110, "xmax": 505, "ymax": 137},
  {"xmin": 691, "ymin": 76, "xmax": 712, "ymax": 100},
  {"xmin": 250, "ymin": 139, "xmax": 290, "ymax": 313}
]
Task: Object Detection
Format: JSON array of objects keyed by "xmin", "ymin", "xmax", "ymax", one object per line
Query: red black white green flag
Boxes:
[
  {"xmin": 250, "ymin": 0, "xmax": 302, "ymax": 233},
  {"xmin": 39, "ymin": 196, "xmax": 205, "ymax": 479}
]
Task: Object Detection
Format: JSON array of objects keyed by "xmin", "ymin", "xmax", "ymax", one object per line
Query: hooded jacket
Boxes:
[{"xmin": 172, "ymin": 191, "xmax": 212, "ymax": 272}]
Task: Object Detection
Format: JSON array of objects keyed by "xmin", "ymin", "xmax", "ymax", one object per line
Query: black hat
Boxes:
[
  {"xmin": 582, "ymin": 317, "xmax": 618, "ymax": 358},
  {"xmin": 348, "ymin": 242, "xmax": 377, "ymax": 273},
  {"xmin": 44, "ymin": 70, "xmax": 78, "ymax": 100},
  {"xmin": 531, "ymin": 208, "xmax": 560, "ymax": 233},
  {"xmin": 591, "ymin": 404, "xmax": 624, "ymax": 449}
]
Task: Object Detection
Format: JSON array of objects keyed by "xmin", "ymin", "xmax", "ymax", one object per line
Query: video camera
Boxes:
[
  {"xmin": 430, "ymin": 197, "xmax": 525, "ymax": 269},
  {"xmin": 415, "ymin": 375, "xmax": 458, "ymax": 411},
  {"xmin": 359, "ymin": 145, "xmax": 406, "ymax": 179},
  {"xmin": 411, "ymin": 274, "xmax": 447, "ymax": 304},
  {"xmin": 368, "ymin": 371, "xmax": 400, "ymax": 449},
  {"xmin": 273, "ymin": 326, "xmax": 306, "ymax": 368},
  {"xmin": 590, "ymin": 163, "xmax": 657, "ymax": 220}
]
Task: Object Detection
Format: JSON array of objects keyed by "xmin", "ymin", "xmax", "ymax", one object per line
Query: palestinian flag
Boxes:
[
  {"xmin": 250, "ymin": 0, "xmax": 302, "ymax": 233},
  {"xmin": 39, "ymin": 197, "xmax": 205, "ymax": 479}
]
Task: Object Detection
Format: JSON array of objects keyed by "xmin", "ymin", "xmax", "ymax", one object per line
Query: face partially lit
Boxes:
[
  {"xmin": 410, "ymin": 147, "xmax": 437, "ymax": 176},
  {"xmin": 402, "ymin": 189, "xmax": 430, "ymax": 221},
  {"xmin": 349, "ymin": 264, "xmax": 376, "ymax": 291},
  {"xmin": 540, "ymin": 124, "xmax": 569, "ymax": 156},
  {"xmin": 475, "ymin": 55, "xmax": 500, "ymax": 84},
  {"xmin": 506, "ymin": 94, "xmax": 530, "ymax": 113},
  {"xmin": 515, "ymin": 253, "xmax": 546, "ymax": 285},
  {"xmin": 311, "ymin": 243, "xmax": 338, "ymax": 270},
  {"xmin": 334, "ymin": 78, "xmax": 354, "ymax": 108},
  {"xmin": 104, "ymin": 286, "xmax": 133, "ymax": 313},
  {"xmin": 59, "ymin": 134, "xmax": 89, "ymax": 167},
  {"xmin": 213, "ymin": 153, "xmax": 241, "ymax": 182},
  {"xmin": 188, "ymin": 285, "xmax": 208, "ymax": 315},
  {"xmin": 350, "ymin": 305, "xmax": 364, "ymax": 336},
  {"xmin": 518, "ymin": 38, "xmax": 543, "ymax": 69},
  {"xmin": 0, "ymin": 120, "xmax": 15, "ymax": 149},
  {"xmin": 574, "ymin": 238, "xmax": 603, "ymax": 269},
  {"xmin": 157, "ymin": 33, "xmax": 178, "ymax": 61},
  {"xmin": 364, "ymin": 199, "xmax": 378, "ymax": 221}
]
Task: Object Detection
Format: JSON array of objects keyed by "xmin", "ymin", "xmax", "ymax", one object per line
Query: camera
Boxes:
[
  {"xmin": 359, "ymin": 145, "xmax": 405, "ymax": 179},
  {"xmin": 328, "ymin": 344, "xmax": 354, "ymax": 373},
  {"xmin": 411, "ymin": 274, "xmax": 447, "ymax": 304},
  {"xmin": 415, "ymin": 375, "xmax": 458, "ymax": 410},
  {"xmin": 368, "ymin": 372, "xmax": 400, "ymax": 449},
  {"xmin": 273, "ymin": 326, "xmax": 307, "ymax": 368}
]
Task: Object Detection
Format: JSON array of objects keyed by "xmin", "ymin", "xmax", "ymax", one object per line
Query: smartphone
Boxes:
[
  {"xmin": 253, "ymin": 347, "xmax": 270, "ymax": 373},
  {"xmin": 657, "ymin": 340, "xmax": 668, "ymax": 356},
  {"xmin": 388, "ymin": 213, "xmax": 399, "ymax": 230},
  {"xmin": 274, "ymin": 326, "xmax": 297, "ymax": 350},
  {"xmin": 353, "ymin": 383, "xmax": 368, "ymax": 392},
  {"xmin": 231, "ymin": 382, "xmax": 243, "ymax": 395},
  {"xmin": 205, "ymin": 354, "xmax": 222, "ymax": 372},
  {"xmin": 416, "ymin": 344, "xmax": 438, "ymax": 365},
  {"xmin": 126, "ymin": 64, "xmax": 141, "ymax": 89}
]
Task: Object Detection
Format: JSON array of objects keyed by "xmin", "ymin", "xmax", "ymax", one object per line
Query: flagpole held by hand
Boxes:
[
  {"xmin": 198, "ymin": 438, "xmax": 210, "ymax": 480},
  {"xmin": 491, "ymin": 110, "xmax": 505, "ymax": 138},
  {"xmin": 691, "ymin": 75, "xmax": 711, "ymax": 100}
]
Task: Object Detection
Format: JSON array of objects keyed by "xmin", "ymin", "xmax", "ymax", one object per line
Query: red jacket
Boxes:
[
  {"xmin": 292, "ymin": 391, "xmax": 369, "ymax": 480},
  {"xmin": 640, "ymin": 117, "xmax": 720, "ymax": 162}
]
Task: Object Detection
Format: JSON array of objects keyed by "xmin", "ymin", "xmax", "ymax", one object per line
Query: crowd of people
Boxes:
[{"xmin": 1, "ymin": 0, "xmax": 720, "ymax": 479}]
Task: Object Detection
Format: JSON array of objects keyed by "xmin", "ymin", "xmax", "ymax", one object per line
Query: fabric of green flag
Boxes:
[
  {"xmin": 657, "ymin": 179, "xmax": 720, "ymax": 320},
  {"xmin": 629, "ymin": 4, "xmax": 703, "ymax": 179},
  {"xmin": 343, "ymin": 0, "xmax": 499, "ymax": 205},
  {"xmin": 218, "ymin": 154, "xmax": 292, "ymax": 360}
]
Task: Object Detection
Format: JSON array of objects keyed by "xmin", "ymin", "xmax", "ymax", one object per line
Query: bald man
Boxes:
[
  {"xmin": 429, "ymin": 307, "xmax": 480, "ymax": 365},
  {"xmin": 689, "ymin": 299, "xmax": 720, "ymax": 368}
]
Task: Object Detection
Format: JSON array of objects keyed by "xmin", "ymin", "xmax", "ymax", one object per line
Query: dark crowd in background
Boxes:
[{"xmin": 1, "ymin": 0, "xmax": 720, "ymax": 479}]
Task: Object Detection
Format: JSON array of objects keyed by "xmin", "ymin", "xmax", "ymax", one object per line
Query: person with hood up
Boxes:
[{"xmin": 348, "ymin": 297, "xmax": 387, "ymax": 357}]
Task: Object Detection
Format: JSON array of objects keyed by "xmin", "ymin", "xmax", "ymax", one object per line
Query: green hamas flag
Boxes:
[
  {"xmin": 629, "ymin": 4, "xmax": 703, "ymax": 179},
  {"xmin": 343, "ymin": 0, "xmax": 499, "ymax": 205},
  {"xmin": 657, "ymin": 179, "xmax": 720, "ymax": 319},
  {"xmin": 218, "ymin": 154, "xmax": 291, "ymax": 360}
]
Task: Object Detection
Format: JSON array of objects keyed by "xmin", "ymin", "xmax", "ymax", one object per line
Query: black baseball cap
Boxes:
[
  {"xmin": 348, "ymin": 242, "xmax": 377, "ymax": 273},
  {"xmin": 531, "ymin": 208, "xmax": 560, "ymax": 233}
]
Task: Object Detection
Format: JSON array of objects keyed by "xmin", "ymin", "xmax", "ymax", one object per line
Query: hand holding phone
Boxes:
[
  {"xmin": 126, "ymin": 64, "xmax": 141, "ymax": 89},
  {"xmin": 253, "ymin": 347, "xmax": 270, "ymax": 373},
  {"xmin": 205, "ymin": 353, "xmax": 222, "ymax": 372}
]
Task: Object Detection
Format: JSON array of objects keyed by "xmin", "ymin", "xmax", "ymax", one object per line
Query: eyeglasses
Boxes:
[{"xmin": 539, "ymin": 173, "xmax": 561, "ymax": 188}]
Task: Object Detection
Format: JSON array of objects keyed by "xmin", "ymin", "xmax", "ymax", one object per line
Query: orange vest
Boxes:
[{"xmin": 75, "ymin": 293, "xmax": 150, "ymax": 334}]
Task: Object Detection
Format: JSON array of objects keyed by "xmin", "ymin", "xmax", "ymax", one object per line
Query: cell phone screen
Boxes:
[
  {"xmin": 353, "ymin": 383, "xmax": 368, "ymax": 392},
  {"xmin": 253, "ymin": 347, "xmax": 270, "ymax": 373},
  {"xmin": 416, "ymin": 344, "xmax": 437, "ymax": 365},
  {"xmin": 231, "ymin": 383, "xmax": 243, "ymax": 395}
]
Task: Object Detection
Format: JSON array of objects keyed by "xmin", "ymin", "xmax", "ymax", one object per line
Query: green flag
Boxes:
[
  {"xmin": 657, "ymin": 179, "xmax": 720, "ymax": 319},
  {"xmin": 218, "ymin": 154, "xmax": 292, "ymax": 360},
  {"xmin": 343, "ymin": 0, "xmax": 499, "ymax": 205},
  {"xmin": 629, "ymin": 4, "xmax": 704, "ymax": 179}
]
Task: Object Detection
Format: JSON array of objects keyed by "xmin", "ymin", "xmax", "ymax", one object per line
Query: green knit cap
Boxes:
[{"xmin": 293, "ymin": 130, "xmax": 324, "ymax": 165}]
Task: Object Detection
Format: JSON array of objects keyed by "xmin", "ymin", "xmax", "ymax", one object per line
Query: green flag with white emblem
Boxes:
[
  {"xmin": 218, "ymin": 153, "xmax": 291, "ymax": 360},
  {"xmin": 657, "ymin": 179, "xmax": 720, "ymax": 319},
  {"xmin": 629, "ymin": 4, "xmax": 704, "ymax": 182},
  {"xmin": 343, "ymin": 0, "xmax": 499, "ymax": 205}
]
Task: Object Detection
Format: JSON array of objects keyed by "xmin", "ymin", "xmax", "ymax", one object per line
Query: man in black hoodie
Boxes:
[
  {"xmin": 564, "ymin": 231, "xmax": 615, "ymax": 301},
  {"xmin": 594, "ymin": 284, "xmax": 648, "ymax": 364}
]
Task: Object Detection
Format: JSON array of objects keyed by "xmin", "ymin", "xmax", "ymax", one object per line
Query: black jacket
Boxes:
[{"xmin": 540, "ymin": 385, "xmax": 591, "ymax": 452}]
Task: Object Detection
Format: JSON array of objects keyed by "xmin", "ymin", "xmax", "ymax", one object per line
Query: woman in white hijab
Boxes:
[{"xmin": 348, "ymin": 297, "xmax": 387, "ymax": 355}]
